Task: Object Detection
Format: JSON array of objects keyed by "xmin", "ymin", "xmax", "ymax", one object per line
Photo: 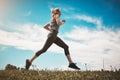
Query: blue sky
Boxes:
[{"xmin": 0, "ymin": 0, "xmax": 120, "ymax": 70}]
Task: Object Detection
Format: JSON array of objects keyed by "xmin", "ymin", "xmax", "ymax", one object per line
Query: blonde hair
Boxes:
[{"xmin": 51, "ymin": 8, "xmax": 61, "ymax": 20}]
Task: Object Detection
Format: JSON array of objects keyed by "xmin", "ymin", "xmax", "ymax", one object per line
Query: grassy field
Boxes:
[{"xmin": 0, "ymin": 70, "xmax": 120, "ymax": 80}]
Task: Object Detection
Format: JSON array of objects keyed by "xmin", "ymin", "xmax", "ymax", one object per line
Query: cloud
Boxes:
[
  {"xmin": 76, "ymin": 15, "xmax": 102, "ymax": 28},
  {"xmin": 0, "ymin": 23, "xmax": 120, "ymax": 70},
  {"xmin": 0, "ymin": 23, "xmax": 65, "ymax": 53},
  {"xmin": 62, "ymin": 7, "xmax": 75, "ymax": 13},
  {"xmin": 63, "ymin": 12, "xmax": 120, "ymax": 71},
  {"xmin": 63, "ymin": 26, "xmax": 120, "ymax": 70},
  {"xmin": 66, "ymin": 14, "xmax": 103, "ymax": 30},
  {"xmin": 0, "ymin": 24, "xmax": 48, "ymax": 52},
  {"xmin": 1, "ymin": 8, "xmax": 120, "ymax": 70}
]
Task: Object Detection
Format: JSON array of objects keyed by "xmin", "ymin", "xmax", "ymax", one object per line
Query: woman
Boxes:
[{"xmin": 25, "ymin": 8, "xmax": 80, "ymax": 70}]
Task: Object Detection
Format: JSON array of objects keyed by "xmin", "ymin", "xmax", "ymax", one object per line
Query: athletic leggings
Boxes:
[{"xmin": 35, "ymin": 30, "xmax": 70, "ymax": 56}]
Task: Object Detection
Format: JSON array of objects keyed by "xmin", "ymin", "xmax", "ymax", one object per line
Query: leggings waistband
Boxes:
[{"xmin": 50, "ymin": 29, "xmax": 58, "ymax": 33}]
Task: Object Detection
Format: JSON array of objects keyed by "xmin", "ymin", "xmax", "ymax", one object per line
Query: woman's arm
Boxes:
[
  {"xmin": 43, "ymin": 23, "xmax": 51, "ymax": 31},
  {"xmin": 60, "ymin": 20, "xmax": 66, "ymax": 25}
]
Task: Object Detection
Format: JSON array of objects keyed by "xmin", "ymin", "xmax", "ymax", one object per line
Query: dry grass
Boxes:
[{"xmin": 0, "ymin": 70, "xmax": 120, "ymax": 80}]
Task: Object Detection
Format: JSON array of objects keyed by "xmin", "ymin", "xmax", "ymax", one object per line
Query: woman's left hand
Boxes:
[{"xmin": 62, "ymin": 20, "xmax": 66, "ymax": 23}]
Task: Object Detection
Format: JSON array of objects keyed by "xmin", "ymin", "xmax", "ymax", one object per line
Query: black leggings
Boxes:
[{"xmin": 36, "ymin": 30, "xmax": 70, "ymax": 56}]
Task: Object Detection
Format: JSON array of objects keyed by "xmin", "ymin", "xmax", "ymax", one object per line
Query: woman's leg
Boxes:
[
  {"xmin": 54, "ymin": 37, "xmax": 73, "ymax": 63},
  {"xmin": 30, "ymin": 36, "xmax": 55, "ymax": 63},
  {"xmin": 54, "ymin": 37, "xmax": 80, "ymax": 70},
  {"xmin": 26, "ymin": 34, "xmax": 57, "ymax": 69}
]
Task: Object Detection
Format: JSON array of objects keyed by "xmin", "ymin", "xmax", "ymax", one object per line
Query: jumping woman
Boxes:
[{"xmin": 25, "ymin": 8, "xmax": 80, "ymax": 70}]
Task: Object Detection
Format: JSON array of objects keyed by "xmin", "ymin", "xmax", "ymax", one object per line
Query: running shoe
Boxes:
[
  {"xmin": 25, "ymin": 59, "xmax": 31, "ymax": 70},
  {"xmin": 68, "ymin": 63, "xmax": 80, "ymax": 70}
]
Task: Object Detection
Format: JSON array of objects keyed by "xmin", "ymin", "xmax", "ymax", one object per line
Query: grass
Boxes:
[{"xmin": 0, "ymin": 69, "xmax": 120, "ymax": 80}]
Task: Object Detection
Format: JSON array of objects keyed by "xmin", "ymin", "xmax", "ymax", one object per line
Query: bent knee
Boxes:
[{"xmin": 64, "ymin": 45, "xmax": 69, "ymax": 50}]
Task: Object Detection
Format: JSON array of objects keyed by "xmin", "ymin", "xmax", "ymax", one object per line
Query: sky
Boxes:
[{"xmin": 0, "ymin": 0, "xmax": 120, "ymax": 71}]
